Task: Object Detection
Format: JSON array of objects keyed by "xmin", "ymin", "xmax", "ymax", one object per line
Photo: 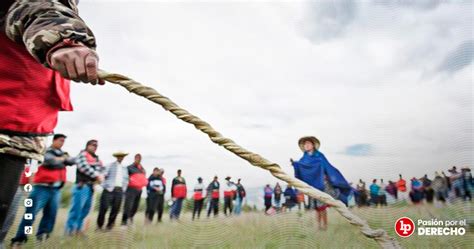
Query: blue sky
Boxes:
[{"xmin": 49, "ymin": 0, "xmax": 472, "ymax": 205}]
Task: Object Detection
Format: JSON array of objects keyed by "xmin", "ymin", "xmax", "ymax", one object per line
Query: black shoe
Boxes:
[
  {"xmin": 11, "ymin": 237, "xmax": 27, "ymax": 247},
  {"xmin": 36, "ymin": 233, "xmax": 49, "ymax": 242}
]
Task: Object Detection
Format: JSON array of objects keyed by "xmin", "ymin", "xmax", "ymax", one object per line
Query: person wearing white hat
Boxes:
[
  {"xmin": 97, "ymin": 151, "xmax": 129, "ymax": 230},
  {"xmin": 223, "ymin": 176, "xmax": 236, "ymax": 216}
]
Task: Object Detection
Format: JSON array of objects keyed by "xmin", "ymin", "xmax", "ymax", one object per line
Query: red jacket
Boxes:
[
  {"xmin": 0, "ymin": 32, "xmax": 72, "ymax": 135},
  {"xmin": 193, "ymin": 191, "xmax": 204, "ymax": 200},
  {"xmin": 33, "ymin": 148, "xmax": 74, "ymax": 185},
  {"xmin": 19, "ymin": 166, "xmax": 31, "ymax": 186},
  {"xmin": 127, "ymin": 164, "xmax": 148, "ymax": 190},
  {"xmin": 34, "ymin": 166, "xmax": 67, "ymax": 185}
]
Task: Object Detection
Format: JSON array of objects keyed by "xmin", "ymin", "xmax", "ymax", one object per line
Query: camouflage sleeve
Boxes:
[{"xmin": 5, "ymin": 0, "xmax": 96, "ymax": 66}]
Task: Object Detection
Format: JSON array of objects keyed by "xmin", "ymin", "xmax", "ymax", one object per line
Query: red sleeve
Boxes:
[{"xmin": 19, "ymin": 166, "xmax": 31, "ymax": 185}]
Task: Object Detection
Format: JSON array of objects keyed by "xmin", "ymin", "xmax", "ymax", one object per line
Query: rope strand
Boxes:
[{"xmin": 97, "ymin": 69, "xmax": 402, "ymax": 249}]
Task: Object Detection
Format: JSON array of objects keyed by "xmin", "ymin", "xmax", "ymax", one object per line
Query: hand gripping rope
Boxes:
[{"xmin": 97, "ymin": 70, "xmax": 402, "ymax": 249}]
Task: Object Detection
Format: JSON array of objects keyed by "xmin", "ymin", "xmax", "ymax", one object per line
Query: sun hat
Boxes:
[
  {"xmin": 298, "ymin": 136, "xmax": 320, "ymax": 151},
  {"xmin": 112, "ymin": 151, "xmax": 129, "ymax": 157}
]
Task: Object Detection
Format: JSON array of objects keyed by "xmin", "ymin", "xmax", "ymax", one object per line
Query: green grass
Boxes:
[{"xmin": 7, "ymin": 202, "xmax": 474, "ymax": 248}]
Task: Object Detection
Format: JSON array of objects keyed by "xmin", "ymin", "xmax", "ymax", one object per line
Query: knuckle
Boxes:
[{"xmin": 86, "ymin": 61, "xmax": 97, "ymax": 68}]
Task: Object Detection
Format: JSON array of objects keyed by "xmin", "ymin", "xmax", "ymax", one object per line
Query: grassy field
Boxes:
[{"xmin": 7, "ymin": 202, "xmax": 473, "ymax": 249}]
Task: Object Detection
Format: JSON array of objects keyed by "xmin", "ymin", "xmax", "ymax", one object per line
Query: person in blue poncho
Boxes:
[{"xmin": 291, "ymin": 136, "xmax": 352, "ymax": 231}]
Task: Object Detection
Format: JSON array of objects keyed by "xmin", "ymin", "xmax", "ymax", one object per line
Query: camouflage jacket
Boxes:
[
  {"xmin": 0, "ymin": 0, "xmax": 96, "ymax": 161},
  {"xmin": 1, "ymin": 0, "xmax": 96, "ymax": 66}
]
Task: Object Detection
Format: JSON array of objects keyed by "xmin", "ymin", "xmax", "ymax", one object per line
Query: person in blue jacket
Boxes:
[
  {"xmin": 283, "ymin": 185, "xmax": 297, "ymax": 211},
  {"xmin": 291, "ymin": 136, "xmax": 352, "ymax": 230}
]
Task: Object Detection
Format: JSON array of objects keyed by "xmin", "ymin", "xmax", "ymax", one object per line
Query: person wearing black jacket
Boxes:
[{"xmin": 146, "ymin": 168, "xmax": 166, "ymax": 223}]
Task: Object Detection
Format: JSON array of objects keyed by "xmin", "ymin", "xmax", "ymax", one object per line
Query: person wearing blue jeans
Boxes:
[
  {"xmin": 170, "ymin": 198, "xmax": 184, "ymax": 219},
  {"xmin": 11, "ymin": 134, "xmax": 76, "ymax": 246},
  {"xmin": 12, "ymin": 186, "xmax": 61, "ymax": 242},
  {"xmin": 65, "ymin": 140, "xmax": 104, "ymax": 236},
  {"xmin": 65, "ymin": 184, "xmax": 93, "ymax": 234},
  {"xmin": 233, "ymin": 178, "xmax": 246, "ymax": 215},
  {"xmin": 169, "ymin": 170, "xmax": 186, "ymax": 220}
]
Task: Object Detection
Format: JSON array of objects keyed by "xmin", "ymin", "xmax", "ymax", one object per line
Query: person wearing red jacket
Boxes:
[
  {"xmin": 396, "ymin": 174, "xmax": 408, "ymax": 201},
  {"xmin": 11, "ymin": 134, "xmax": 75, "ymax": 246},
  {"xmin": 223, "ymin": 176, "xmax": 237, "ymax": 216},
  {"xmin": 170, "ymin": 169, "xmax": 187, "ymax": 220},
  {"xmin": 207, "ymin": 176, "xmax": 220, "ymax": 218},
  {"xmin": 121, "ymin": 154, "xmax": 148, "ymax": 226},
  {"xmin": 192, "ymin": 177, "xmax": 205, "ymax": 220},
  {"xmin": 0, "ymin": 0, "xmax": 102, "ymax": 233},
  {"xmin": 65, "ymin": 140, "xmax": 104, "ymax": 236}
]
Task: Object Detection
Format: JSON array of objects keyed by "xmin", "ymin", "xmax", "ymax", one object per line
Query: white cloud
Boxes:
[{"xmin": 54, "ymin": 1, "xmax": 472, "ymax": 204}]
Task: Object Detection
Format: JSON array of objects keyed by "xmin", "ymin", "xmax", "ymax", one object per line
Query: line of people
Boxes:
[
  {"xmin": 7, "ymin": 134, "xmax": 249, "ymax": 247},
  {"xmin": 194, "ymin": 176, "xmax": 247, "ymax": 219},
  {"xmin": 263, "ymin": 183, "xmax": 305, "ymax": 213},
  {"xmin": 355, "ymin": 166, "xmax": 473, "ymax": 207}
]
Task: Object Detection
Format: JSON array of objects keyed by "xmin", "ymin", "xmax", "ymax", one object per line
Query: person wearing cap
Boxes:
[
  {"xmin": 11, "ymin": 134, "xmax": 75, "ymax": 245},
  {"xmin": 192, "ymin": 177, "xmax": 205, "ymax": 220},
  {"xmin": 207, "ymin": 176, "xmax": 220, "ymax": 218},
  {"xmin": 234, "ymin": 178, "xmax": 246, "ymax": 215},
  {"xmin": 122, "ymin": 154, "xmax": 148, "ymax": 226},
  {"xmin": 65, "ymin": 139, "xmax": 104, "ymax": 236},
  {"xmin": 146, "ymin": 167, "xmax": 167, "ymax": 223},
  {"xmin": 96, "ymin": 151, "xmax": 129, "ymax": 231},
  {"xmin": 291, "ymin": 136, "xmax": 351, "ymax": 231},
  {"xmin": 223, "ymin": 176, "xmax": 236, "ymax": 216},
  {"xmin": 170, "ymin": 169, "xmax": 187, "ymax": 220}
]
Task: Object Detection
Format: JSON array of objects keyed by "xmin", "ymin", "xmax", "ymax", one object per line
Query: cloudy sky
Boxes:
[{"xmin": 53, "ymin": 0, "xmax": 472, "ymax": 203}]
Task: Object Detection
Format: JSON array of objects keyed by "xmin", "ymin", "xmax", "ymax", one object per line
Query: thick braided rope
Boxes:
[{"xmin": 97, "ymin": 70, "xmax": 402, "ymax": 249}]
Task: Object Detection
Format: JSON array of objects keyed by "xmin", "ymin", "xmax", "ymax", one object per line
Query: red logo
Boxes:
[{"xmin": 395, "ymin": 217, "xmax": 415, "ymax": 237}]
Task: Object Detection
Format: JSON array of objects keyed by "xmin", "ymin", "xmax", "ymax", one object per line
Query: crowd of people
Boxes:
[
  {"xmin": 263, "ymin": 183, "xmax": 306, "ymax": 213},
  {"xmin": 0, "ymin": 132, "xmax": 471, "ymax": 247},
  {"xmin": 1, "ymin": 133, "xmax": 471, "ymax": 247},
  {"xmin": 3, "ymin": 134, "xmax": 247, "ymax": 248},
  {"xmin": 0, "ymin": 1, "xmax": 470, "ymax": 248},
  {"xmin": 356, "ymin": 167, "xmax": 473, "ymax": 207},
  {"xmin": 260, "ymin": 168, "xmax": 473, "ymax": 232},
  {"xmin": 258, "ymin": 137, "xmax": 473, "ymax": 231},
  {"xmin": 263, "ymin": 165, "xmax": 473, "ymax": 215}
]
